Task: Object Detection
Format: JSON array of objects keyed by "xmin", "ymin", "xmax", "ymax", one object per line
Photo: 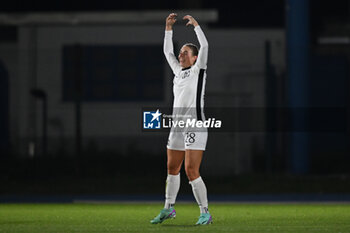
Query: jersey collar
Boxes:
[{"xmin": 181, "ymin": 66, "xmax": 191, "ymax": 71}]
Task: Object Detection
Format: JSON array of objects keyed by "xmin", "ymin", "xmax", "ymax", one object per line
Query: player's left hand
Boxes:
[{"xmin": 183, "ymin": 15, "xmax": 199, "ymax": 27}]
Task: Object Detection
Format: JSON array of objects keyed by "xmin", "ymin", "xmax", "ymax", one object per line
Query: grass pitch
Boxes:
[{"xmin": 0, "ymin": 203, "xmax": 349, "ymax": 233}]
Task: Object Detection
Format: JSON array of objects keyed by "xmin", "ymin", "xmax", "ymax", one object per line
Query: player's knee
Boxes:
[
  {"xmin": 185, "ymin": 166, "xmax": 199, "ymax": 181},
  {"xmin": 167, "ymin": 163, "xmax": 180, "ymax": 175},
  {"xmin": 168, "ymin": 169, "xmax": 180, "ymax": 175}
]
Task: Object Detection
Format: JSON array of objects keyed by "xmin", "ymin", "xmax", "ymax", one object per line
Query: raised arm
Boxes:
[
  {"xmin": 163, "ymin": 13, "xmax": 182, "ymax": 75},
  {"xmin": 183, "ymin": 15, "xmax": 208, "ymax": 69}
]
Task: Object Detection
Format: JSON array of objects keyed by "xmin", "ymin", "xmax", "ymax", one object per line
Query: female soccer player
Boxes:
[{"xmin": 151, "ymin": 13, "xmax": 212, "ymax": 225}]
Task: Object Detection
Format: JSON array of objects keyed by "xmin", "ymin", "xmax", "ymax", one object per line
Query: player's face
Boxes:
[{"xmin": 178, "ymin": 46, "xmax": 197, "ymax": 68}]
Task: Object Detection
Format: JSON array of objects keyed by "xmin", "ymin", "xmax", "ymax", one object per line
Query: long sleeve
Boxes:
[
  {"xmin": 194, "ymin": 26, "xmax": 208, "ymax": 69},
  {"xmin": 163, "ymin": 30, "xmax": 182, "ymax": 75}
]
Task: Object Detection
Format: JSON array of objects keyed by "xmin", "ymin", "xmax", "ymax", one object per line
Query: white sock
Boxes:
[
  {"xmin": 164, "ymin": 173, "xmax": 180, "ymax": 209},
  {"xmin": 189, "ymin": 176, "xmax": 209, "ymax": 214}
]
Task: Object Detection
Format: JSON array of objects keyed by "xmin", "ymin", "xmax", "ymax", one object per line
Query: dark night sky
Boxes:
[{"xmin": 0, "ymin": 0, "xmax": 349, "ymax": 33}]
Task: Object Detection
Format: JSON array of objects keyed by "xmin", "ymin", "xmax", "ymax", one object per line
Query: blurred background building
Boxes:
[{"xmin": 0, "ymin": 0, "xmax": 349, "ymax": 196}]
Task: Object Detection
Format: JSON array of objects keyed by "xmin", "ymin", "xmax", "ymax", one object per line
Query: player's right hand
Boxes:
[{"xmin": 166, "ymin": 13, "xmax": 177, "ymax": 28}]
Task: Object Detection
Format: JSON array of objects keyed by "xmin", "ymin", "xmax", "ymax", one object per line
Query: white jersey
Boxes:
[{"xmin": 163, "ymin": 26, "xmax": 208, "ymax": 121}]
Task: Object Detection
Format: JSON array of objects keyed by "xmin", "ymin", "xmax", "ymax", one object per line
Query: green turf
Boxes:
[{"xmin": 0, "ymin": 203, "xmax": 350, "ymax": 233}]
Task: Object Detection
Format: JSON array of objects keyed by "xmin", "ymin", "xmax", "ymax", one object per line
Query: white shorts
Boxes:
[{"xmin": 166, "ymin": 128, "xmax": 208, "ymax": 151}]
